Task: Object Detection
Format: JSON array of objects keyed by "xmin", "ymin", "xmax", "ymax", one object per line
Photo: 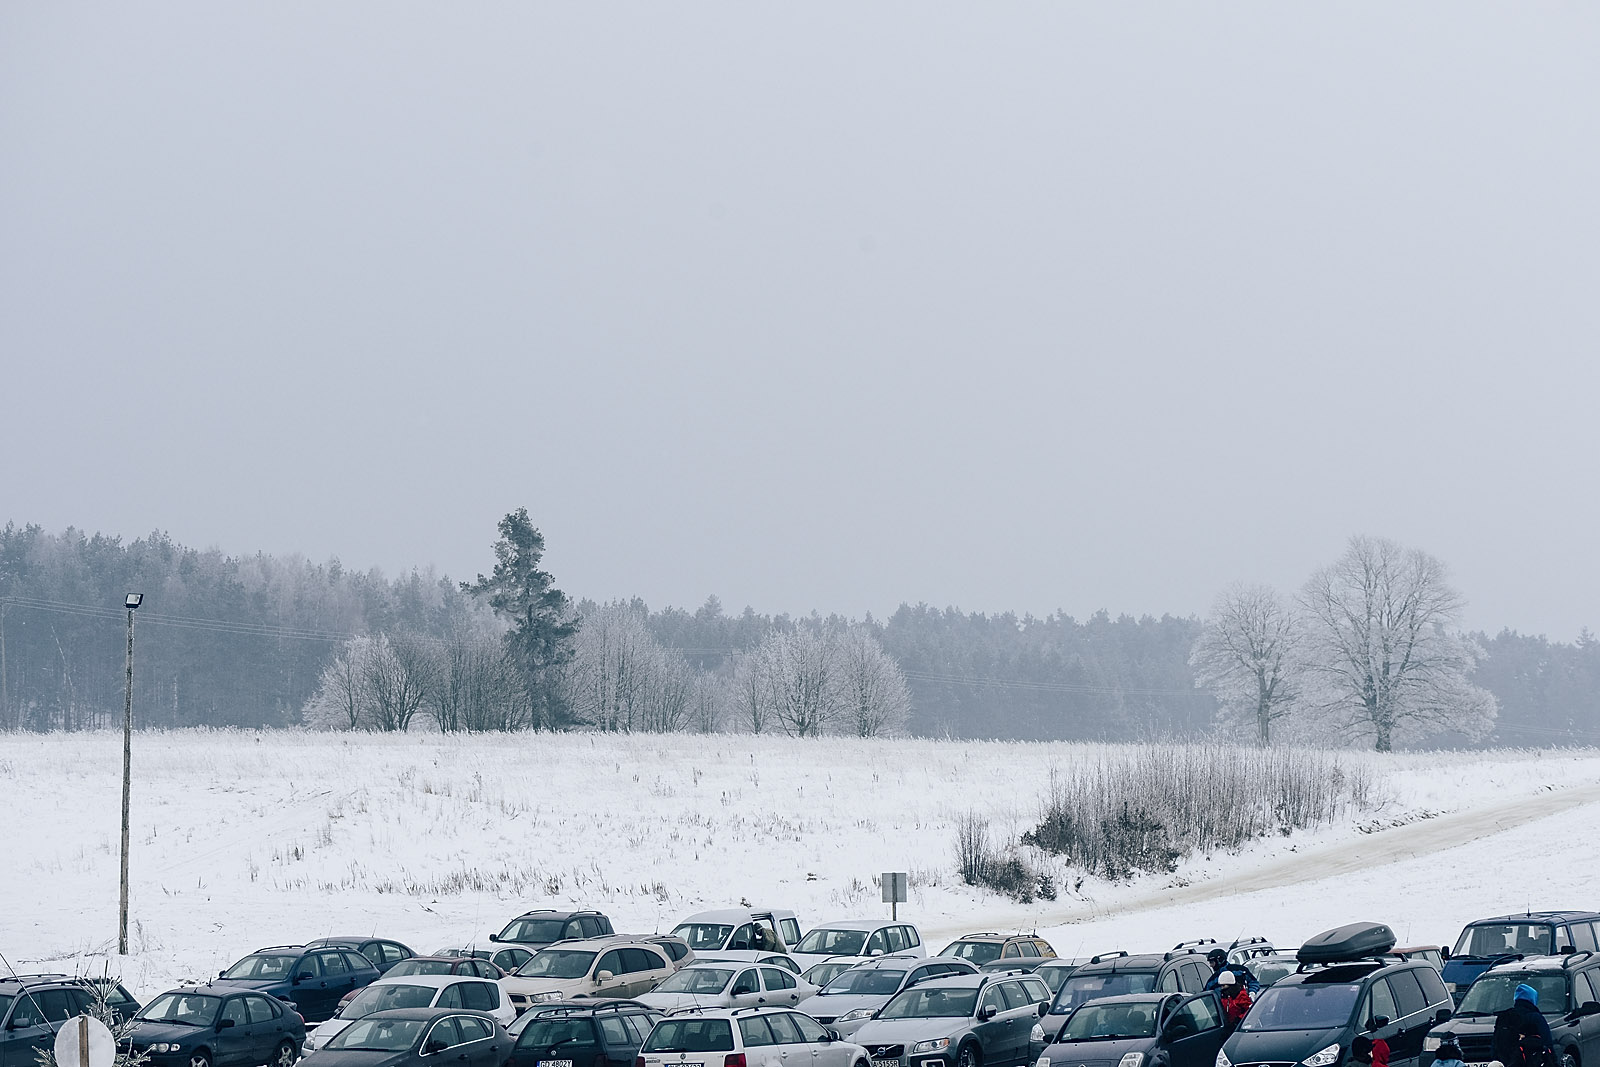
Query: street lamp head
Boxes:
[{"xmin": 124, "ymin": 593, "xmax": 143, "ymax": 610}]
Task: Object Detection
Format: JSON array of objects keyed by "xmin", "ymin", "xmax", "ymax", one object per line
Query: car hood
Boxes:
[
  {"xmin": 1225, "ymin": 1026, "xmax": 1346, "ymax": 1064},
  {"xmin": 792, "ymin": 953, "xmax": 867, "ymax": 971},
  {"xmin": 503, "ymin": 977, "xmax": 585, "ymax": 996},
  {"xmin": 852, "ymin": 1018, "xmax": 964, "ymax": 1045},
  {"xmin": 637, "ymin": 992, "xmax": 728, "ymax": 1011},
  {"xmin": 130, "ymin": 1021, "xmax": 208, "ymax": 1045},
  {"xmin": 1043, "ymin": 1037, "xmax": 1158, "ymax": 1067},
  {"xmin": 308, "ymin": 1020, "xmax": 355, "ymax": 1048},
  {"xmin": 806, "ymin": 995, "xmax": 888, "ymax": 1020}
]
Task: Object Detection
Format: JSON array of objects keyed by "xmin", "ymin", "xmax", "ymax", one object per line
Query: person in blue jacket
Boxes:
[
  {"xmin": 1203, "ymin": 949, "xmax": 1260, "ymax": 993},
  {"xmin": 1492, "ymin": 983, "xmax": 1554, "ymax": 1067}
]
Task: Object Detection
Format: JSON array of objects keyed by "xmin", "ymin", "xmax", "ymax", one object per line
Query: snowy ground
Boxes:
[{"xmin": 3, "ymin": 730, "xmax": 1599, "ymax": 1000}]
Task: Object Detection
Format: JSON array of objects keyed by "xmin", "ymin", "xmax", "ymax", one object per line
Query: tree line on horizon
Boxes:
[{"xmin": 2, "ymin": 515, "xmax": 1598, "ymax": 747}]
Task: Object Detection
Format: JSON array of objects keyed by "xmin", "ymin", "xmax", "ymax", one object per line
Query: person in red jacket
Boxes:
[
  {"xmin": 1217, "ymin": 971, "xmax": 1253, "ymax": 1034},
  {"xmin": 1352, "ymin": 1034, "xmax": 1391, "ymax": 1067}
]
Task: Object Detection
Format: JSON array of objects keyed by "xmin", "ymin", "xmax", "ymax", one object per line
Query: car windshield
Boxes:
[
  {"xmin": 1453, "ymin": 925, "xmax": 1554, "ymax": 959},
  {"xmin": 519, "ymin": 950, "xmax": 597, "ymax": 979},
  {"xmin": 1458, "ymin": 975, "xmax": 1567, "ymax": 1017},
  {"xmin": 880, "ymin": 988, "xmax": 979, "ymax": 1019},
  {"xmin": 1254, "ymin": 962, "xmax": 1299, "ymax": 988},
  {"xmin": 943, "ymin": 942, "xmax": 1001, "ymax": 965},
  {"xmin": 1241, "ymin": 983, "xmax": 1362, "ymax": 1031},
  {"xmin": 641, "ymin": 1018, "xmax": 735, "ymax": 1053},
  {"xmin": 222, "ymin": 954, "xmax": 298, "ymax": 980},
  {"xmin": 1059, "ymin": 1003, "xmax": 1160, "ymax": 1041},
  {"xmin": 327, "ymin": 1019, "xmax": 427, "ymax": 1052},
  {"xmin": 500, "ymin": 919, "xmax": 571, "ymax": 944},
  {"xmin": 389, "ymin": 960, "xmax": 454, "ymax": 977},
  {"xmin": 342, "ymin": 984, "xmax": 437, "ymax": 1017},
  {"xmin": 1053, "ymin": 974, "xmax": 1157, "ymax": 1014},
  {"xmin": 137, "ymin": 994, "xmax": 220, "ymax": 1025},
  {"xmin": 654, "ymin": 969, "xmax": 735, "ymax": 994},
  {"xmin": 796, "ymin": 929, "xmax": 870, "ymax": 956},
  {"xmin": 804, "ymin": 964, "xmax": 856, "ymax": 988},
  {"xmin": 822, "ymin": 970, "xmax": 907, "ymax": 996},
  {"xmin": 671, "ymin": 925, "xmax": 735, "ymax": 951},
  {"xmin": 516, "ymin": 1018, "xmax": 600, "ymax": 1050}
]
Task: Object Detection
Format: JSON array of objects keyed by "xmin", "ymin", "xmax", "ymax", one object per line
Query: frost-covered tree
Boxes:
[
  {"xmin": 364, "ymin": 633, "xmax": 438, "ymax": 732},
  {"xmin": 1300, "ymin": 535, "xmax": 1497, "ymax": 751},
  {"xmin": 766, "ymin": 628, "xmax": 840, "ymax": 738},
  {"xmin": 1190, "ymin": 583, "xmax": 1304, "ymax": 745},
  {"xmin": 837, "ymin": 626, "xmax": 911, "ymax": 737},
  {"xmin": 303, "ymin": 636, "xmax": 377, "ymax": 729}
]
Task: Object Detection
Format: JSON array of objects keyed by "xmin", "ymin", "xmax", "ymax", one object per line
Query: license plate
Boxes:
[
  {"xmin": 539, "ymin": 1060, "xmax": 573, "ymax": 1067},
  {"xmin": 873, "ymin": 1059, "xmax": 900, "ymax": 1067}
]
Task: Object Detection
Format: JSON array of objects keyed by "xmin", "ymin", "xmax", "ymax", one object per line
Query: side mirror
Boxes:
[
  {"xmin": 1037, "ymin": 1003, "xmax": 1049, "ymax": 1017},
  {"xmin": 217, "ymin": 1019, "xmax": 236, "ymax": 1031},
  {"xmin": 1576, "ymin": 1002, "xmax": 1600, "ymax": 1018},
  {"xmin": 1439, "ymin": 947, "xmax": 1451, "ymax": 961},
  {"xmin": 489, "ymin": 934, "xmax": 501, "ymax": 943},
  {"xmin": 979, "ymin": 1006, "xmax": 997, "ymax": 1022},
  {"xmin": 424, "ymin": 1041, "xmax": 448, "ymax": 1055},
  {"xmin": 1435, "ymin": 1009, "xmax": 1452, "ymax": 1024},
  {"xmin": 596, "ymin": 971, "xmax": 615, "ymax": 982},
  {"xmin": 1367, "ymin": 1016, "xmax": 1390, "ymax": 1031},
  {"xmin": 219, "ymin": 971, "xmax": 227, "ymax": 979},
  {"xmin": 294, "ymin": 973, "xmax": 314, "ymax": 985},
  {"xmin": 823, "ymin": 1030, "xmax": 839, "ymax": 1043}
]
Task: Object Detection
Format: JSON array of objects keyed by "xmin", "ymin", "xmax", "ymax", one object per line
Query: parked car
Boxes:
[
  {"xmin": 1247, "ymin": 955, "xmax": 1302, "ymax": 989},
  {"xmin": 1392, "ymin": 947, "xmax": 1445, "ymax": 972},
  {"xmin": 1049, "ymin": 951, "xmax": 1211, "ymax": 1020},
  {"xmin": 300, "ymin": 1007, "xmax": 510, "ymax": 1067},
  {"xmin": 850, "ymin": 970, "xmax": 1054, "ymax": 1067},
  {"xmin": 1425, "ymin": 953, "xmax": 1600, "ymax": 1067},
  {"xmin": 938, "ymin": 934, "xmax": 1057, "ymax": 968},
  {"xmin": 129, "ymin": 983, "xmax": 307, "ymax": 1067},
  {"xmin": 1227, "ymin": 939, "xmax": 1279, "ymax": 966},
  {"xmin": 386, "ymin": 957, "xmax": 507, "ymax": 980},
  {"xmin": 508, "ymin": 1001, "xmax": 663, "ymax": 1067},
  {"xmin": 806, "ymin": 956, "xmax": 979, "ymax": 1037},
  {"xmin": 307, "ymin": 974, "xmax": 513, "ymax": 1051},
  {"xmin": 636, "ymin": 961, "xmax": 818, "ymax": 1013},
  {"xmin": 1219, "ymin": 922, "xmax": 1453, "ymax": 1067},
  {"xmin": 1039, "ymin": 991, "xmax": 1227, "ymax": 1067},
  {"xmin": 792, "ymin": 921, "xmax": 927, "ymax": 970},
  {"xmin": 638, "ymin": 935, "xmax": 695, "ymax": 968},
  {"xmin": 0, "ymin": 975, "xmax": 143, "ymax": 1067},
  {"xmin": 438, "ymin": 945, "xmax": 534, "ymax": 974},
  {"xmin": 505, "ymin": 1000, "xmax": 656, "ymax": 1037},
  {"xmin": 305, "ymin": 938, "xmax": 416, "ymax": 976},
  {"xmin": 805, "ymin": 960, "xmax": 867, "ymax": 992},
  {"xmin": 1441, "ymin": 912, "xmax": 1600, "ymax": 1003},
  {"xmin": 219, "ymin": 945, "xmax": 383, "ymax": 1023},
  {"xmin": 638, "ymin": 1007, "xmax": 869, "ymax": 1067},
  {"xmin": 670, "ymin": 909, "xmax": 804, "ymax": 960},
  {"xmin": 502, "ymin": 939, "xmax": 676, "ymax": 1011},
  {"xmin": 492, "ymin": 910, "xmax": 616, "ymax": 949},
  {"xmin": 1032, "ymin": 960, "xmax": 1088, "ymax": 996}
]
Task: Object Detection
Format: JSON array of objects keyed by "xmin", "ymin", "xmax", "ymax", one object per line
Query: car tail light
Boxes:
[
  {"xmin": 635, "ymin": 1059, "xmax": 645, "ymax": 1067},
  {"xmin": 725, "ymin": 1056, "xmax": 746, "ymax": 1067}
]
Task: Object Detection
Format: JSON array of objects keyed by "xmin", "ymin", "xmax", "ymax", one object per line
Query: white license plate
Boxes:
[
  {"xmin": 539, "ymin": 1060, "xmax": 573, "ymax": 1067},
  {"xmin": 873, "ymin": 1059, "xmax": 900, "ymax": 1067}
]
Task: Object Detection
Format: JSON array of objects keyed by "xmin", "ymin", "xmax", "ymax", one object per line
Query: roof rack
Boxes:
[
  {"xmin": 1173, "ymin": 939, "xmax": 1218, "ymax": 951},
  {"xmin": 1163, "ymin": 947, "xmax": 1205, "ymax": 961},
  {"xmin": 537, "ymin": 1000, "xmax": 652, "ymax": 1016},
  {"xmin": 1089, "ymin": 951, "xmax": 1129, "ymax": 965}
]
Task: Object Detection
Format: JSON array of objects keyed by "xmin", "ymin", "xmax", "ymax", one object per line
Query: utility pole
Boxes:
[
  {"xmin": 1, "ymin": 599, "xmax": 9, "ymax": 730},
  {"xmin": 119, "ymin": 592, "xmax": 143, "ymax": 956}
]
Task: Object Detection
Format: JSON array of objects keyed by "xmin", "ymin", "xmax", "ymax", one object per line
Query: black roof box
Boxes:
[{"xmin": 1297, "ymin": 922, "xmax": 1397, "ymax": 964}]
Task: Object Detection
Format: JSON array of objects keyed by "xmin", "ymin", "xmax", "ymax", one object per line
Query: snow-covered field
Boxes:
[{"xmin": 4, "ymin": 730, "xmax": 1600, "ymax": 1001}]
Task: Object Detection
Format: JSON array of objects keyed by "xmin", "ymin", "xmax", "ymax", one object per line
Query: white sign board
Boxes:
[{"xmin": 54, "ymin": 1015, "xmax": 115, "ymax": 1067}]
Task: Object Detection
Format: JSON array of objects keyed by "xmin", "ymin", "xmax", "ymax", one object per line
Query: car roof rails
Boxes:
[
  {"xmin": 1089, "ymin": 951, "xmax": 1129, "ymax": 965},
  {"xmin": 1164, "ymin": 947, "xmax": 1205, "ymax": 961},
  {"xmin": 1173, "ymin": 939, "xmax": 1218, "ymax": 951}
]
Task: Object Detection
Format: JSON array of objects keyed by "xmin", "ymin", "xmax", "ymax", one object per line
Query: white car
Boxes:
[
  {"xmin": 790, "ymin": 921, "xmax": 927, "ymax": 971},
  {"xmin": 639, "ymin": 1006, "xmax": 868, "ymax": 1067},
  {"xmin": 502, "ymin": 938, "xmax": 676, "ymax": 1011},
  {"xmin": 670, "ymin": 909, "xmax": 804, "ymax": 962},
  {"xmin": 303, "ymin": 974, "xmax": 513, "ymax": 1050},
  {"xmin": 636, "ymin": 962, "xmax": 819, "ymax": 1013}
]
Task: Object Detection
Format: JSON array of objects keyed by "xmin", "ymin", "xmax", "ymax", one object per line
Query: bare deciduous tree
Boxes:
[
  {"xmin": 303, "ymin": 636, "xmax": 376, "ymax": 729},
  {"xmin": 364, "ymin": 633, "xmax": 438, "ymax": 732},
  {"xmin": 837, "ymin": 626, "xmax": 911, "ymax": 737},
  {"xmin": 767, "ymin": 628, "xmax": 839, "ymax": 738},
  {"xmin": 1300, "ymin": 535, "xmax": 1497, "ymax": 751},
  {"xmin": 1190, "ymin": 582, "xmax": 1304, "ymax": 745}
]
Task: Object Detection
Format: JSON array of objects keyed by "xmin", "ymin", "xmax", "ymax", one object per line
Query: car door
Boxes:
[
  {"xmin": 456, "ymin": 1015, "xmax": 500, "ymax": 1067},
  {"xmin": 598, "ymin": 1016, "xmax": 638, "ymax": 1067},
  {"xmin": 211, "ymin": 996, "xmax": 255, "ymax": 1067},
  {"xmin": 1385, "ymin": 972, "xmax": 1431, "ymax": 1067},
  {"xmin": 789, "ymin": 1013, "xmax": 850, "ymax": 1067},
  {"xmin": 975, "ymin": 984, "xmax": 1018, "ymax": 1065},
  {"xmin": 761, "ymin": 968, "xmax": 802, "ymax": 1007},
  {"xmin": 731, "ymin": 969, "xmax": 763, "ymax": 1008},
  {"xmin": 246, "ymin": 996, "xmax": 293, "ymax": 1066},
  {"xmin": 1361, "ymin": 978, "xmax": 1405, "ymax": 1067},
  {"xmin": 764, "ymin": 1012, "xmax": 818, "ymax": 1067},
  {"xmin": 1572, "ymin": 971, "xmax": 1600, "ymax": 1065},
  {"xmin": 318, "ymin": 952, "xmax": 358, "ymax": 1015},
  {"xmin": 1159, "ymin": 992, "xmax": 1227, "ymax": 1067},
  {"xmin": 592, "ymin": 951, "xmax": 628, "ymax": 997},
  {"xmin": 424, "ymin": 1018, "xmax": 463, "ymax": 1062},
  {"xmin": 0, "ymin": 989, "xmax": 84, "ymax": 1067},
  {"xmin": 739, "ymin": 1016, "xmax": 783, "ymax": 1067}
]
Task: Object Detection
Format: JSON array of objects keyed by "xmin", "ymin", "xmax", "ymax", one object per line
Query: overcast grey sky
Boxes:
[{"xmin": 3, "ymin": 4, "xmax": 1597, "ymax": 638}]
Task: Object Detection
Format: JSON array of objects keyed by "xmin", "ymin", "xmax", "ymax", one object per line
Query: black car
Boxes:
[
  {"xmin": 1050, "ymin": 952, "xmax": 1212, "ymax": 1020},
  {"xmin": 509, "ymin": 1001, "xmax": 663, "ymax": 1067},
  {"xmin": 131, "ymin": 983, "xmax": 307, "ymax": 1067},
  {"xmin": 0, "ymin": 975, "xmax": 143, "ymax": 1067},
  {"xmin": 491, "ymin": 911, "xmax": 615, "ymax": 950},
  {"xmin": 1033, "ymin": 961, "xmax": 1088, "ymax": 997},
  {"xmin": 220, "ymin": 946, "xmax": 384, "ymax": 1023},
  {"xmin": 306, "ymin": 939, "xmax": 418, "ymax": 976},
  {"xmin": 1040, "ymin": 991, "xmax": 1228, "ymax": 1067},
  {"xmin": 1219, "ymin": 923, "xmax": 1453, "ymax": 1067},
  {"xmin": 301, "ymin": 1008, "xmax": 510, "ymax": 1067},
  {"xmin": 1426, "ymin": 954, "xmax": 1600, "ymax": 1067},
  {"xmin": 1441, "ymin": 913, "xmax": 1600, "ymax": 1004}
]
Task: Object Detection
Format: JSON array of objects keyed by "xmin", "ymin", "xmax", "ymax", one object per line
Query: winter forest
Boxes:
[{"xmin": 2, "ymin": 514, "xmax": 1598, "ymax": 749}]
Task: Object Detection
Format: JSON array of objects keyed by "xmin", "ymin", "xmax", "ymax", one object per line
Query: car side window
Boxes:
[
  {"xmin": 1001, "ymin": 943, "xmax": 1020, "ymax": 958},
  {"xmin": 1557, "ymin": 927, "xmax": 1575, "ymax": 952},
  {"xmin": 1574, "ymin": 972, "xmax": 1597, "ymax": 1007},
  {"xmin": 294, "ymin": 954, "xmax": 321, "ymax": 979},
  {"xmin": 732, "ymin": 970, "xmax": 760, "ymax": 996},
  {"xmin": 1365, "ymin": 979, "xmax": 1397, "ymax": 1025},
  {"xmin": 729, "ymin": 924, "xmax": 754, "ymax": 950},
  {"xmin": 344, "ymin": 952, "xmax": 368, "ymax": 973},
  {"xmin": 597, "ymin": 916, "xmax": 616, "ymax": 936},
  {"xmin": 1159, "ymin": 968, "xmax": 1181, "ymax": 993},
  {"xmin": 457, "ymin": 1018, "xmax": 493, "ymax": 1043},
  {"xmin": 592, "ymin": 1017, "xmax": 626, "ymax": 1045},
  {"xmin": 1574, "ymin": 925, "xmax": 1599, "ymax": 953},
  {"xmin": 1036, "ymin": 942, "xmax": 1056, "ymax": 959},
  {"xmin": 1416, "ymin": 967, "xmax": 1450, "ymax": 1008},
  {"xmin": 1018, "ymin": 941, "xmax": 1040, "ymax": 958},
  {"xmin": 981, "ymin": 987, "xmax": 1006, "ymax": 1015},
  {"xmin": 1390, "ymin": 972, "xmax": 1427, "ymax": 1019},
  {"xmin": 596, "ymin": 950, "xmax": 624, "ymax": 978},
  {"xmin": 1171, "ymin": 995, "xmax": 1222, "ymax": 1034},
  {"xmin": 1021, "ymin": 979, "xmax": 1051, "ymax": 1004},
  {"xmin": 764, "ymin": 968, "xmax": 797, "ymax": 990},
  {"xmin": 885, "ymin": 927, "xmax": 908, "ymax": 953},
  {"xmin": 319, "ymin": 952, "xmax": 349, "ymax": 975},
  {"xmin": 427, "ymin": 1018, "xmax": 463, "ymax": 1051},
  {"xmin": 789, "ymin": 1014, "xmax": 829, "ymax": 1043},
  {"xmin": 997, "ymin": 983, "xmax": 1030, "ymax": 1011},
  {"xmin": 244, "ymin": 996, "xmax": 278, "ymax": 1024},
  {"xmin": 866, "ymin": 930, "xmax": 889, "ymax": 955},
  {"xmin": 617, "ymin": 1015, "xmax": 647, "ymax": 1044},
  {"xmin": 221, "ymin": 999, "xmax": 249, "ymax": 1027},
  {"xmin": 739, "ymin": 1017, "xmax": 777, "ymax": 1047},
  {"xmin": 904, "ymin": 927, "xmax": 922, "ymax": 949},
  {"xmin": 437, "ymin": 984, "xmax": 465, "ymax": 1009},
  {"xmin": 473, "ymin": 983, "xmax": 499, "ymax": 1010},
  {"xmin": 8, "ymin": 995, "xmax": 43, "ymax": 1028},
  {"xmin": 386, "ymin": 943, "xmax": 409, "ymax": 965},
  {"xmin": 764, "ymin": 1013, "xmax": 805, "ymax": 1044}
]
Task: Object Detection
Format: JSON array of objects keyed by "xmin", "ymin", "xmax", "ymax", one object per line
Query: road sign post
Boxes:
[{"xmin": 882, "ymin": 871, "xmax": 907, "ymax": 920}]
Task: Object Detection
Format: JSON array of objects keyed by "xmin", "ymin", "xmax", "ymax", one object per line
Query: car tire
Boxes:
[
  {"xmin": 189, "ymin": 1051, "xmax": 213, "ymax": 1067},
  {"xmin": 957, "ymin": 1044, "xmax": 981, "ymax": 1067},
  {"xmin": 1562, "ymin": 1052, "xmax": 1578, "ymax": 1067},
  {"xmin": 272, "ymin": 1040, "xmax": 298, "ymax": 1067}
]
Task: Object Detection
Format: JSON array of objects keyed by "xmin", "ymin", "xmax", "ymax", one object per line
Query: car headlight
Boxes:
[
  {"xmin": 535, "ymin": 991, "xmax": 563, "ymax": 1002},
  {"xmin": 151, "ymin": 1044, "xmax": 182, "ymax": 1053},
  {"xmin": 841, "ymin": 1009, "xmax": 876, "ymax": 1022},
  {"xmin": 1216, "ymin": 1049, "xmax": 1232, "ymax": 1067},
  {"xmin": 1302, "ymin": 1044, "xmax": 1341, "ymax": 1067},
  {"xmin": 1118, "ymin": 1055, "xmax": 1144, "ymax": 1067},
  {"xmin": 1423, "ymin": 1037, "xmax": 1443, "ymax": 1053},
  {"xmin": 912, "ymin": 1039, "xmax": 951, "ymax": 1054},
  {"xmin": 1031, "ymin": 1025, "xmax": 1046, "ymax": 1043},
  {"xmin": 1036, "ymin": 1058, "xmax": 1050, "ymax": 1067}
]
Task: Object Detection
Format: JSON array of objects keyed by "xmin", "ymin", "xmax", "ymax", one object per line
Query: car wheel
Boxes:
[
  {"xmin": 273, "ymin": 1040, "xmax": 298, "ymax": 1067},
  {"xmin": 1562, "ymin": 1052, "xmax": 1578, "ymax": 1067},
  {"xmin": 957, "ymin": 1044, "xmax": 981, "ymax": 1067},
  {"xmin": 190, "ymin": 1051, "xmax": 213, "ymax": 1067}
]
